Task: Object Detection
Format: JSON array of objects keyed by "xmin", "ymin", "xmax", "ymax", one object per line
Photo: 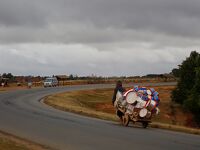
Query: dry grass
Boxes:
[
  {"xmin": 151, "ymin": 122, "xmax": 200, "ymax": 135},
  {"xmin": 44, "ymin": 85, "xmax": 200, "ymax": 135},
  {"xmin": 45, "ymin": 90, "xmax": 117, "ymax": 121},
  {"xmin": 0, "ymin": 86, "xmax": 26, "ymax": 92},
  {"xmin": 0, "ymin": 131, "xmax": 52, "ymax": 150}
]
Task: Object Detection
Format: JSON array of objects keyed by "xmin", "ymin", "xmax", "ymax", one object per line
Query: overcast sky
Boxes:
[{"xmin": 0, "ymin": 0, "xmax": 200, "ymax": 76}]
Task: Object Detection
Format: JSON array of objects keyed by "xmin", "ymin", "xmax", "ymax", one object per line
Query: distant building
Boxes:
[
  {"xmin": 15, "ymin": 76, "xmax": 26, "ymax": 83},
  {"xmin": 55, "ymin": 75, "xmax": 69, "ymax": 86},
  {"xmin": 55, "ymin": 75, "xmax": 68, "ymax": 81}
]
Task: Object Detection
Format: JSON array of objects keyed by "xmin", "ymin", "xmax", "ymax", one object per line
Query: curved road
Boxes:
[{"xmin": 0, "ymin": 83, "xmax": 199, "ymax": 150}]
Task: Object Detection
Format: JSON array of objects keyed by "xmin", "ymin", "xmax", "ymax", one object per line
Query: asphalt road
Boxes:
[{"xmin": 0, "ymin": 82, "xmax": 199, "ymax": 150}]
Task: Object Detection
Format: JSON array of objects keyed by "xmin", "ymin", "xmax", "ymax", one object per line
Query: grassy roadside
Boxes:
[
  {"xmin": 44, "ymin": 86, "xmax": 200, "ymax": 135},
  {"xmin": 0, "ymin": 131, "xmax": 52, "ymax": 150},
  {"xmin": 44, "ymin": 89, "xmax": 117, "ymax": 121}
]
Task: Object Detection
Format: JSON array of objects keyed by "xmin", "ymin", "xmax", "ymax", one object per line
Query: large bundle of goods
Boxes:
[{"xmin": 114, "ymin": 86, "xmax": 160, "ymax": 126}]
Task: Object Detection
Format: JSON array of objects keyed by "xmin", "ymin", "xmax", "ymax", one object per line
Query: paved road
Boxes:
[{"xmin": 0, "ymin": 83, "xmax": 199, "ymax": 150}]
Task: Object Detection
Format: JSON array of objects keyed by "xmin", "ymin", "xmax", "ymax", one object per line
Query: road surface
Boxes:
[{"xmin": 0, "ymin": 83, "xmax": 199, "ymax": 150}]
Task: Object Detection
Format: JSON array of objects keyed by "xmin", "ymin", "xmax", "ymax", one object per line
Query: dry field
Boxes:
[
  {"xmin": 44, "ymin": 85, "xmax": 200, "ymax": 134},
  {"xmin": 0, "ymin": 131, "xmax": 51, "ymax": 150},
  {"xmin": 0, "ymin": 83, "xmax": 41, "ymax": 92}
]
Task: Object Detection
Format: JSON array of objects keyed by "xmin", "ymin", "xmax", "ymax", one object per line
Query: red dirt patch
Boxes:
[{"xmin": 95, "ymin": 103, "xmax": 115, "ymax": 114}]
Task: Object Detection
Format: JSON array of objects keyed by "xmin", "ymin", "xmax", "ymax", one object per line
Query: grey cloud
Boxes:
[
  {"xmin": 56, "ymin": 0, "xmax": 200, "ymax": 38},
  {"xmin": 1, "ymin": 22, "xmax": 200, "ymax": 51},
  {"xmin": 0, "ymin": 0, "xmax": 200, "ymax": 76},
  {"xmin": 0, "ymin": 0, "xmax": 200, "ymax": 43},
  {"xmin": 0, "ymin": 44, "xmax": 193, "ymax": 76},
  {"xmin": 0, "ymin": 0, "xmax": 48, "ymax": 27}
]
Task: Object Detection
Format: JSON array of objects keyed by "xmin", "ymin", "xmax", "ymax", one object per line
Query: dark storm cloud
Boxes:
[{"xmin": 0, "ymin": 0, "xmax": 200, "ymax": 44}]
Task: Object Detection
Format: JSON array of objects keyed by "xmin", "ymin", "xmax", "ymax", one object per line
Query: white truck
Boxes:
[{"xmin": 43, "ymin": 77, "xmax": 58, "ymax": 87}]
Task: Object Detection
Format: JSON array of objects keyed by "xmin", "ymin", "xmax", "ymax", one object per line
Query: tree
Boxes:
[
  {"xmin": 172, "ymin": 51, "xmax": 199, "ymax": 104},
  {"xmin": 2, "ymin": 73, "xmax": 14, "ymax": 79},
  {"xmin": 69, "ymin": 74, "xmax": 74, "ymax": 80},
  {"xmin": 2, "ymin": 73, "xmax": 15, "ymax": 82},
  {"xmin": 172, "ymin": 51, "xmax": 200, "ymax": 125},
  {"xmin": 184, "ymin": 67, "xmax": 200, "ymax": 123},
  {"xmin": 171, "ymin": 68, "xmax": 180, "ymax": 77}
]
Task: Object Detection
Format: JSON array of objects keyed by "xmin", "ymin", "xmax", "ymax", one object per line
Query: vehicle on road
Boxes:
[
  {"xmin": 114, "ymin": 87, "xmax": 160, "ymax": 128},
  {"xmin": 43, "ymin": 77, "xmax": 58, "ymax": 87}
]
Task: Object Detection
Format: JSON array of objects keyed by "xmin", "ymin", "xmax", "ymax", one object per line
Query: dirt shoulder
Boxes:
[
  {"xmin": 0, "ymin": 86, "xmax": 42, "ymax": 93},
  {"xmin": 44, "ymin": 86, "xmax": 200, "ymax": 135},
  {"xmin": 0, "ymin": 130, "xmax": 53, "ymax": 150}
]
